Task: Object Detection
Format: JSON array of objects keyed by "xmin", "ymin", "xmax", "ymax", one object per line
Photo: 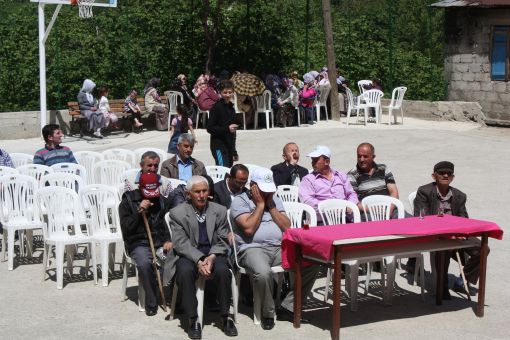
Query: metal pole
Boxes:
[
  {"xmin": 305, "ymin": 0, "xmax": 310, "ymax": 71},
  {"xmin": 38, "ymin": 3, "xmax": 47, "ymax": 129}
]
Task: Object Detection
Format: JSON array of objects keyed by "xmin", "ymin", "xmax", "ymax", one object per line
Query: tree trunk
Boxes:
[{"xmin": 322, "ymin": 0, "xmax": 340, "ymax": 121}]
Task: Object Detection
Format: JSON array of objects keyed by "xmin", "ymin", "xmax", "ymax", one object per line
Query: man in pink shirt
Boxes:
[{"xmin": 299, "ymin": 145, "xmax": 359, "ymax": 223}]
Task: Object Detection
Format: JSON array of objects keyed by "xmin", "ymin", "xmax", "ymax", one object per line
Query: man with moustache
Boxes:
[{"xmin": 270, "ymin": 142, "xmax": 309, "ymax": 187}]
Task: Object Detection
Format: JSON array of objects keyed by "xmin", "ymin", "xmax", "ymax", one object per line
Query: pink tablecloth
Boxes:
[{"xmin": 281, "ymin": 215, "xmax": 503, "ymax": 269}]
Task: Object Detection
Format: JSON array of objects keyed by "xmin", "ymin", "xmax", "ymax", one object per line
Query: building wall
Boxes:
[{"xmin": 444, "ymin": 8, "xmax": 510, "ymax": 125}]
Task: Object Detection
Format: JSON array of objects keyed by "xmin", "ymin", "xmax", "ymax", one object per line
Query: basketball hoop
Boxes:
[{"xmin": 74, "ymin": 0, "xmax": 95, "ymax": 18}]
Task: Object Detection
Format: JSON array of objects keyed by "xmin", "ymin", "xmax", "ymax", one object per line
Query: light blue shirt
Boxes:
[{"xmin": 177, "ymin": 155, "xmax": 193, "ymax": 182}]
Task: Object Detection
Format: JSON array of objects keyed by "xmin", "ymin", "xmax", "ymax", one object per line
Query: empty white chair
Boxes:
[
  {"xmin": 80, "ymin": 185, "xmax": 124, "ymax": 287},
  {"xmin": 36, "ymin": 186, "xmax": 97, "ymax": 289},
  {"xmin": 315, "ymin": 84, "xmax": 331, "ymax": 121},
  {"xmin": 383, "ymin": 86, "xmax": 407, "ymax": 125},
  {"xmin": 75, "ymin": 151, "xmax": 104, "ymax": 185},
  {"xmin": 167, "ymin": 178, "xmax": 186, "ymax": 190},
  {"xmin": 318, "ymin": 199, "xmax": 364, "ymax": 307},
  {"xmin": 93, "ymin": 160, "xmax": 132, "ymax": 189},
  {"xmin": 133, "ymin": 147, "xmax": 167, "ymax": 172},
  {"xmin": 41, "ymin": 173, "xmax": 84, "ymax": 193},
  {"xmin": 227, "ymin": 210, "xmax": 281, "ymax": 325},
  {"xmin": 345, "ymin": 87, "xmax": 369, "ymax": 126},
  {"xmin": 17, "ymin": 164, "xmax": 54, "ymax": 188},
  {"xmin": 232, "ymin": 93, "xmax": 247, "ymax": 130},
  {"xmin": 205, "ymin": 165, "xmax": 230, "ymax": 183},
  {"xmin": 357, "ymin": 79, "xmax": 372, "ymax": 94},
  {"xmin": 120, "ymin": 168, "xmax": 141, "ymax": 195},
  {"xmin": 164, "ymin": 90, "xmax": 184, "ymax": 129},
  {"xmin": 0, "ymin": 174, "xmax": 44, "ymax": 270},
  {"xmin": 121, "ymin": 249, "xmax": 146, "ymax": 312},
  {"xmin": 282, "ymin": 202, "xmax": 317, "ymax": 228},
  {"xmin": 51, "ymin": 162, "xmax": 88, "ymax": 185},
  {"xmin": 408, "ymin": 191, "xmax": 417, "ymax": 214},
  {"xmin": 0, "ymin": 166, "xmax": 18, "ymax": 175},
  {"xmin": 102, "ymin": 149, "xmax": 137, "ymax": 168},
  {"xmin": 254, "ymin": 90, "xmax": 274, "ymax": 129},
  {"xmin": 358, "ymin": 89, "xmax": 384, "ymax": 124},
  {"xmin": 275, "ymin": 185, "xmax": 299, "ymax": 203},
  {"xmin": 9, "ymin": 153, "xmax": 33, "ymax": 168},
  {"xmin": 362, "ymin": 195, "xmax": 424, "ymax": 304}
]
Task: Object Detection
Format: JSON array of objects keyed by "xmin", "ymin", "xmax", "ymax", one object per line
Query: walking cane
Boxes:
[
  {"xmin": 455, "ymin": 251, "xmax": 471, "ymax": 301},
  {"xmin": 142, "ymin": 210, "xmax": 168, "ymax": 312}
]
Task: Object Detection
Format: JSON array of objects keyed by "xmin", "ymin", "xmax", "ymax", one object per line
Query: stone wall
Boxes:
[
  {"xmin": 444, "ymin": 8, "xmax": 510, "ymax": 125},
  {"xmin": 0, "ymin": 110, "xmax": 72, "ymax": 140}
]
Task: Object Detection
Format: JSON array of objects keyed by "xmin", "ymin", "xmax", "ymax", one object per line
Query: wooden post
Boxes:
[
  {"xmin": 293, "ymin": 244, "xmax": 303, "ymax": 328},
  {"xmin": 322, "ymin": 0, "xmax": 341, "ymax": 121},
  {"xmin": 332, "ymin": 246, "xmax": 342, "ymax": 340},
  {"xmin": 477, "ymin": 234, "xmax": 489, "ymax": 317}
]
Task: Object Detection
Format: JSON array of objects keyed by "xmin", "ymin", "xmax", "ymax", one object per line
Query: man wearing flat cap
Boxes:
[
  {"xmin": 299, "ymin": 145, "xmax": 359, "ymax": 223},
  {"xmin": 119, "ymin": 152, "xmax": 172, "ymax": 316},
  {"xmin": 231, "ymin": 167, "xmax": 319, "ymax": 330},
  {"xmin": 413, "ymin": 161, "xmax": 483, "ymax": 298}
]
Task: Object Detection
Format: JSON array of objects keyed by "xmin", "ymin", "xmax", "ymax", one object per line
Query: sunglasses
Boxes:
[{"xmin": 437, "ymin": 171, "xmax": 453, "ymax": 177}]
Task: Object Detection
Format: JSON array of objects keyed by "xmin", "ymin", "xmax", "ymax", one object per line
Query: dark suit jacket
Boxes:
[
  {"xmin": 271, "ymin": 161, "xmax": 309, "ymax": 187},
  {"xmin": 213, "ymin": 178, "xmax": 248, "ymax": 209},
  {"xmin": 163, "ymin": 201, "xmax": 230, "ymax": 284},
  {"xmin": 414, "ymin": 182, "xmax": 468, "ymax": 218}
]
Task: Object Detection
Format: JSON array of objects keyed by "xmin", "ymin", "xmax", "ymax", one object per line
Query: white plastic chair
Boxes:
[
  {"xmin": 408, "ymin": 191, "xmax": 417, "ymax": 214},
  {"xmin": 133, "ymin": 147, "xmax": 167, "ymax": 172},
  {"xmin": 9, "ymin": 153, "xmax": 33, "ymax": 168},
  {"xmin": 317, "ymin": 199, "xmax": 365, "ymax": 307},
  {"xmin": 41, "ymin": 173, "xmax": 84, "ymax": 193},
  {"xmin": 227, "ymin": 210, "xmax": 282, "ymax": 325},
  {"xmin": 120, "ymin": 168, "xmax": 141, "ymax": 195},
  {"xmin": 75, "ymin": 151, "xmax": 104, "ymax": 185},
  {"xmin": 315, "ymin": 84, "xmax": 331, "ymax": 121},
  {"xmin": 93, "ymin": 160, "xmax": 132, "ymax": 189},
  {"xmin": 357, "ymin": 80, "xmax": 372, "ymax": 94},
  {"xmin": 51, "ymin": 162, "xmax": 88, "ymax": 185},
  {"xmin": 167, "ymin": 178, "xmax": 186, "ymax": 190},
  {"xmin": 102, "ymin": 149, "xmax": 137, "ymax": 168},
  {"xmin": 0, "ymin": 174, "xmax": 44, "ymax": 270},
  {"xmin": 18, "ymin": 164, "xmax": 54, "ymax": 188},
  {"xmin": 362, "ymin": 195, "xmax": 424, "ymax": 304},
  {"xmin": 0, "ymin": 166, "xmax": 18, "ymax": 175},
  {"xmin": 358, "ymin": 89, "xmax": 384, "ymax": 124},
  {"xmin": 36, "ymin": 186, "xmax": 97, "ymax": 289},
  {"xmin": 80, "ymin": 184, "xmax": 124, "ymax": 287},
  {"xmin": 205, "ymin": 165, "xmax": 230, "ymax": 183},
  {"xmin": 164, "ymin": 90, "xmax": 183, "ymax": 129},
  {"xmin": 345, "ymin": 87, "xmax": 369, "ymax": 126},
  {"xmin": 232, "ymin": 93, "xmax": 247, "ymax": 130},
  {"xmin": 275, "ymin": 185, "xmax": 299, "ymax": 203},
  {"xmin": 293, "ymin": 103, "xmax": 301, "ymax": 127},
  {"xmin": 254, "ymin": 90, "xmax": 274, "ymax": 129},
  {"xmin": 282, "ymin": 202, "xmax": 317, "ymax": 228},
  {"xmin": 383, "ymin": 86, "xmax": 407, "ymax": 125}
]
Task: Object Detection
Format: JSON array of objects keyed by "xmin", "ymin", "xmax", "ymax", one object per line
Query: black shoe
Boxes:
[
  {"xmin": 220, "ymin": 316, "xmax": 238, "ymax": 337},
  {"xmin": 188, "ymin": 319, "xmax": 202, "ymax": 339},
  {"xmin": 145, "ymin": 306, "xmax": 158, "ymax": 316},
  {"xmin": 276, "ymin": 307, "xmax": 310, "ymax": 324},
  {"xmin": 261, "ymin": 317, "xmax": 275, "ymax": 330}
]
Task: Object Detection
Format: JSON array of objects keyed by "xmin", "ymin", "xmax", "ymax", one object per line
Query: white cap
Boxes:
[
  {"xmin": 250, "ymin": 167, "xmax": 277, "ymax": 193},
  {"xmin": 307, "ymin": 145, "xmax": 331, "ymax": 158}
]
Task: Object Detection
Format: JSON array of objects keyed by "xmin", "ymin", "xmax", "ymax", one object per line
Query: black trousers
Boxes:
[
  {"xmin": 210, "ymin": 146, "xmax": 233, "ymax": 168},
  {"xmin": 130, "ymin": 246, "xmax": 157, "ymax": 309},
  {"xmin": 175, "ymin": 255, "xmax": 232, "ymax": 319}
]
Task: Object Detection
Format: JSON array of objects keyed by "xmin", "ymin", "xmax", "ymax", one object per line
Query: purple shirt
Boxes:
[{"xmin": 299, "ymin": 168, "xmax": 359, "ymax": 220}]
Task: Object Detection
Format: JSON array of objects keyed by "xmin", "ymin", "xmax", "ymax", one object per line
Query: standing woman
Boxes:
[
  {"xmin": 144, "ymin": 77, "xmax": 168, "ymax": 131},
  {"xmin": 77, "ymin": 79, "xmax": 106, "ymax": 138},
  {"xmin": 206, "ymin": 80, "xmax": 238, "ymax": 167}
]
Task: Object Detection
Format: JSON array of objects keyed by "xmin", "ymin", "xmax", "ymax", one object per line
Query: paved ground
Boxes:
[{"xmin": 0, "ymin": 117, "xmax": 509, "ymax": 339}]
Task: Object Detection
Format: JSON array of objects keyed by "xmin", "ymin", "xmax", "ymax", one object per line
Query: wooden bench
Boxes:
[{"xmin": 67, "ymin": 96, "xmax": 167, "ymax": 136}]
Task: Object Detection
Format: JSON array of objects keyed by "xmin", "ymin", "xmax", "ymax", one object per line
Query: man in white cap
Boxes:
[
  {"xmin": 231, "ymin": 167, "xmax": 319, "ymax": 330},
  {"xmin": 299, "ymin": 145, "xmax": 359, "ymax": 222}
]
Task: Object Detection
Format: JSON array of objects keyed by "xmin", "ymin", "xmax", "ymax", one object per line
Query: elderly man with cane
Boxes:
[{"xmin": 119, "ymin": 151, "xmax": 172, "ymax": 316}]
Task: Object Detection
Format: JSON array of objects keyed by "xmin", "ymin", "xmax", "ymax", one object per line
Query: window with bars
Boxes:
[{"xmin": 491, "ymin": 26, "xmax": 510, "ymax": 81}]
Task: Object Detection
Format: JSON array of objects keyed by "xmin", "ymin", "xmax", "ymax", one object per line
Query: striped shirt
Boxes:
[
  {"xmin": 33, "ymin": 145, "xmax": 77, "ymax": 166},
  {"xmin": 0, "ymin": 149, "xmax": 14, "ymax": 168},
  {"xmin": 347, "ymin": 163, "xmax": 395, "ymax": 201}
]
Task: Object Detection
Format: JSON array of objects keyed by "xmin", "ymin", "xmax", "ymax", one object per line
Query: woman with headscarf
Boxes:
[
  {"xmin": 298, "ymin": 73, "xmax": 317, "ymax": 125},
  {"xmin": 193, "ymin": 74, "xmax": 220, "ymax": 112},
  {"xmin": 144, "ymin": 77, "xmax": 168, "ymax": 130},
  {"xmin": 77, "ymin": 79, "xmax": 106, "ymax": 138},
  {"xmin": 276, "ymin": 77, "xmax": 298, "ymax": 127}
]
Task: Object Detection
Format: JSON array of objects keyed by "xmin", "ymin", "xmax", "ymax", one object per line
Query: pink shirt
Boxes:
[
  {"xmin": 299, "ymin": 168, "xmax": 359, "ymax": 220},
  {"xmin": 299, "ymin": 87, "xmax": 317, "ymax": 108}
]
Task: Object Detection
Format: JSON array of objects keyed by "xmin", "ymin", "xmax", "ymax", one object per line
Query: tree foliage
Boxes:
[{"xmin": 0, "ymin": 0, "xmax": 444, "ymax": 112}]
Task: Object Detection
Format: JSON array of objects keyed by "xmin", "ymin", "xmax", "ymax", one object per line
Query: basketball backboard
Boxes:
[{"xmin": 30, "ymin": 0, "xmax": 117, "ymax": 7}]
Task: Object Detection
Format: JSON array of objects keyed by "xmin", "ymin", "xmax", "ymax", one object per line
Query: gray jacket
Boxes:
[
  {"xmin": 414, "ymin": 182, "xmax": 468, "ymax": 218},
  {"xmin": 77, "ymin": 91, "xmax": 97, "ymax": 111},
  {"xmin": 163, "ymin": 201, "xmax": 231, "ymax": 284}
]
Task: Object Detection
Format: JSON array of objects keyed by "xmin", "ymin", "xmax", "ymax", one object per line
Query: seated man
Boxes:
[
  {"xmin": 347, "ymin": 142, "xmax": 399, "ymax": 218},
  {"xmin": 414, "ymin": 161, "xmax": 481, "ymax": 297},
  {"xmin": 299, "ymin": 145, "xmax": 358, "ymax": 223},
  {"xmin": 231, "ymin": 168, "xmax": 319, "ymax": 330},
  {"xmin": 167, "ymin": 176, "xmax": 237, "ymax": 339},
  {"xmin": 160, "ymin": 133, "xmax": 207, "ymax": 182},
  {"xmin": 34, "ymin": 124, "xmax": 77, "ymax": 166},
  {"xmin": 119, "ymin": 153, "xmax": 172, "ymax": 316},
  {"xmin": 0, "ymin": 148, "xmax": 14, "ymax": 168},
  {"xmin": 270, "ymin": 142, "xmax": 309, "ymax": 187},
  {"xmin": 214, "ymin": 164, "xmax": 249, "ymax": 209}
]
